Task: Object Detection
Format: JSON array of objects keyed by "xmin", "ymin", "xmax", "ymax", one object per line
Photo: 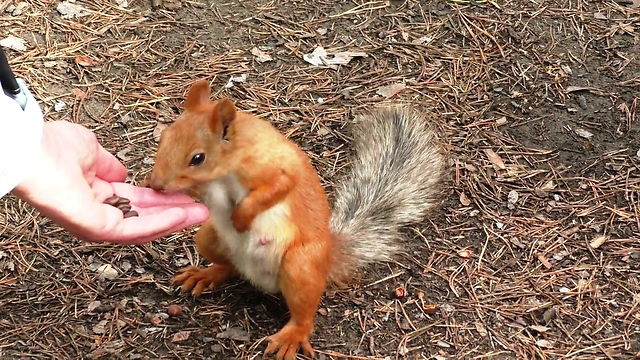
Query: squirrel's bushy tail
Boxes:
[{"xmin": 328, "ymin": 106, "xmax": 445, "ymax": 282}]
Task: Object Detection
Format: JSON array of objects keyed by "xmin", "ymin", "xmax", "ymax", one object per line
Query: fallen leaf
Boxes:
[
  {"xmin": 96, "ymin": 264, "xmax": 118, "ymax": 280},
  {"xmin": 0, "ymin": 36, "xmax": 27, "ymax": 51},
  {"xmin": 92, "ymin": 320, "xmax": 109, "ymax": 334},
  {"xmin": 593, "ymin": 12, "xmax": 607, "ymax": 19},
  {"xmin": 376, "ymin": 83, "xmax": 406, "ymax": 99},
  {"xmin": 121, "ymin": 261, "xmax": 131, "ymax": 272},
  {"xmin": 484, "ymin": 149, "xmax": 506, "ymax": 169},
  {"xmin": 537, "ymin": 254, "xmax": 552, "ymax": 269},
  {"xmin": 57, "ymin": 1, "xmax": 91, "ymax": 19},
  {"xmin": 459, "ymin": 192, "xmax": 471, "ymax": 206},
  {"xmin": 72, "ymin": 88, "xmax": 87, "ymax": 99},
  {"xmin": 574, "ymin": 128, "xmax": 593, "ymax": 139},
  {"xmin": 561, "ymin": 226, "xmax": 580, "ymax": 237},
  {"xmin": 535, "ymin": 339, "xmax": 553, "ymax": 348},
  {"xmin": 87, "ymin": 301, "xmax": 101, "ymax": 312},
  {"xmin": 75, "ymin": 55, "xmax": 94, "ymax": 67},
  {"xmin": 530, "ymin": 325, "xmax": 551, "ymax": 333},
  {"xmin": 475, "ymin": 321, "xmax": 488, "ymax": 337},
  {"xmin": 116, "ymin": 146, "xmax": 134, "ymax": 162},
  {"xmin": 302, "ymin": 46, "xmax": 367, "ymax": 68},
  {"xmin": 464, "ymin": 163, "xmax": 477, "ymax": 172},
  {"xmin": 174, "ymin": 257, "xmax": 189, "ymax": 267},
  {"xmin": 412, "ymin": 36, "xmax": 433, "ymax": 45},
  {"xmin": 153, "ymin": 123, "xmax": 168, "ymax": 143},
  {"xmin": 589, "ymin": 234, "xmax": 609, "ymax": 249},
  {"xmin": 543, "ymin": 307, "xmax": 557, "ymax": 323},
  {"xmin": 225, "ymin": 74, "xmax": 247, "ymax": 88},
  {"xmin": 172, "ymin": 330, "xmax": 190, "ymax": 342},
  {"xmin": 10, "ymin": 1, "xmax": 29, "ymax": 15},
  {"xmin": 216, "ymin": 327, "xmax": 250, "ymax": 342},
  {"xmin": 250, "ymin": 47, "xmax": 273, "ymax": 63}
]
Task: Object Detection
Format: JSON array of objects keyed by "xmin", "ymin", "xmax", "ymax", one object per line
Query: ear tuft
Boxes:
[
  {"xmin": 185, "ymin": 80, "xmax": 211, "ymax": 110},
  {"xmin": 215, "ymin": 98, "xmax": 237, "ymax": 129}
]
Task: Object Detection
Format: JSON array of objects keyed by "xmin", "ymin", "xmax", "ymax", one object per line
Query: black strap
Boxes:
[{"xmin": 0, "ymin": 47, "xmax": 20, "ymax": 96}]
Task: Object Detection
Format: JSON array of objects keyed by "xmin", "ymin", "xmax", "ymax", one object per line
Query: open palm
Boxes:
[{"xmin": 12, "ymin": 121, "xmax": 209, "ymax": 244}]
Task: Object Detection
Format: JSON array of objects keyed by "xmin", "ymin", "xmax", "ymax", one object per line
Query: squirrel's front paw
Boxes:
[{"xmin": 231, "ymin": 205, "xmax": 254, "ymax": 232}]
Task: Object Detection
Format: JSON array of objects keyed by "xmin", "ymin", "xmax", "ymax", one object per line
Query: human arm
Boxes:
[{"xmin": 1, "ymin": 80, "xmax": 209, "ymax": 244}]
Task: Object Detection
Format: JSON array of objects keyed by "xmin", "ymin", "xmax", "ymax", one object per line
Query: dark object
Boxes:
[
  {"xmin": 103, "ymin": 195, "xmax": 139, "ymax": 218},
  {"xmin": 123, "ymin": 210, "xmax": 139, "ymax": 218},
  {"xmin": 0, "ymin": 47, "xmax": 20, "ymax": 96}
]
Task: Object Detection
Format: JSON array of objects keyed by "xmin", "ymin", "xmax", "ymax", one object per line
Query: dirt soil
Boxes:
[{"xmin": 1, "ymin": 0, "xmax": 639, "ymax": 359}]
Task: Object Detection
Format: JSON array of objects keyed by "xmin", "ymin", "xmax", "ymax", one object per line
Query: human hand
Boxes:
[{"xmin": 11, "ymin": 120, "xmax": 209, "ymax": 245}]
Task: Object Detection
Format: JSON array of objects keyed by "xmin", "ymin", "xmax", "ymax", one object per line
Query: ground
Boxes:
[{"xmin": 0, "ymin": 0, "xmax": 639, "ymax": 359}]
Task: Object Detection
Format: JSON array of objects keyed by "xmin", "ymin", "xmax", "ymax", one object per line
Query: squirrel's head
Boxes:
[{"xmin": 147, "ymin": 79, "xmax": 237, "ymax": 194}]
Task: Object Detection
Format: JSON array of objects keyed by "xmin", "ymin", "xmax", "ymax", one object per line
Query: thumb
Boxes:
[{"xmin": 94, "ymin": 144, "xmax": 128, "ymax": 182}]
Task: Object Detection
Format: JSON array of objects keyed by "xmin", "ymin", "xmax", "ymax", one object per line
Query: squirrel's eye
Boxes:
[{"xmin": 189, "ymin": 153, "xmax": 205, "ymax": 166}]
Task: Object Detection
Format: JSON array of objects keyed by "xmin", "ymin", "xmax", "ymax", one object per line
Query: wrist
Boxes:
[
  {"xmin": 10, "ymin": 124, "xmax": 52, "ymax": 201},
  {"xmin": 0, "ymin": 113, "xmax": 45, "ymax": 198}
]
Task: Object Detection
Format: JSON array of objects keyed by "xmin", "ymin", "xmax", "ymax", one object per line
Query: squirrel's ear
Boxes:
[
  {"xmin": 213, "ymin": 98, "xmax": 237, "ymax": 130},
  {"xmin": 185, "ymin": 80, "xmax": 211, "ymax": 110}
]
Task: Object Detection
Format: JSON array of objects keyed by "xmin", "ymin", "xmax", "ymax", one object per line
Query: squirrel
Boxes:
[{"xmin": 146, "ymin": 79, "xmax": 445, "ymax": 360}]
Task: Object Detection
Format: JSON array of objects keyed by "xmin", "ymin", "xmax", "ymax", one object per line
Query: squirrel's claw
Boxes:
[{"xmin": 265, "ymin": 323, "xmax": 315, "ymax": 360}]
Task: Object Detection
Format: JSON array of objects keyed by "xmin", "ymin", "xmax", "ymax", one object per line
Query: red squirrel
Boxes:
[{"xmin": 146, "ymin": 79, "xmax": 445, "ymax": 359}]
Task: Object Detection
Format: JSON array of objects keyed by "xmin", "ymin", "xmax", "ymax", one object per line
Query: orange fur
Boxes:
[{"xmin": 148, "ymin": 80, "xmax": 334, "ymax": 359}]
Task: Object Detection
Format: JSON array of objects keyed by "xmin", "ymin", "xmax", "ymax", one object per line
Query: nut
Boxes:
[{"xmin": 168, "ymin": 304, "xmax": 182, "ymax": 317}]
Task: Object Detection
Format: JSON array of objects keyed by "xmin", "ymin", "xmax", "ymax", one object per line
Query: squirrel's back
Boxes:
[{"xmin": 328, "ymin": 106, "xmax": 445, "ymax": 282}]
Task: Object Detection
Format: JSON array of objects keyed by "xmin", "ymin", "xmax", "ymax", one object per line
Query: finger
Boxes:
[
  {"xmin": 118, "ymin": 204, "xmax": 209, "ymax": 244},
  {"xmin": 107, "ymin": 207, "xmax": 196, "ymax": 244},
  {"xmin": 132, "ymin": 202, "xmax": 209, "ymax": 218},
  {"xmin": 91, "ymin": 178, "xmax": 117, "ymax": 202},
  {"xmin": 94, "ymin": 144, "xmax": 128, "ymax": 182},
  {"xmin": 111, "ymin": 183, "xmax": 199, "ymax": 206}
]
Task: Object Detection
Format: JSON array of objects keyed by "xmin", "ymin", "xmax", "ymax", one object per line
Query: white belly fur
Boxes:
[{"xmin": 202, "ymin": 175, "xmax": 294, "ymax": 294}]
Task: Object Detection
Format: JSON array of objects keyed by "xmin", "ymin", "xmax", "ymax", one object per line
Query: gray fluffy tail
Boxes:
[{"xmin": 328, "ymin": 106, "xmax": 445, "ymax": 281}]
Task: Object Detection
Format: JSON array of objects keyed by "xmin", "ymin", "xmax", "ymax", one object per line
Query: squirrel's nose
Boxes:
[
  {"xmin": 148, "ymin": 182, "xmax": 164, "ymax": 191},
  {"xmin": 141, "ymin": 178, "xmax": 164, "ymax": 191}
]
